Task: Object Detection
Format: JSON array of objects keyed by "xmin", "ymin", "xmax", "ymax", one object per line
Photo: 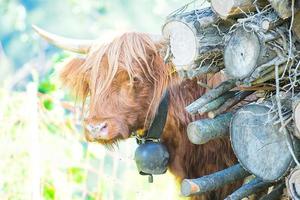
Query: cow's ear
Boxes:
[{"xmin": 60, "ymin": 57, "xmax": 90, "ymax": 100}]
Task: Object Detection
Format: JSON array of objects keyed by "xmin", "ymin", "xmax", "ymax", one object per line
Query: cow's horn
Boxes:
[{"xmin": 32, "ymin": 25, "xmax": 93, "ymax": 54}]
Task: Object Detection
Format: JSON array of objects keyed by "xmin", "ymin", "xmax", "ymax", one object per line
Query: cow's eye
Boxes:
[{"xmin": 132, "ymin": 76, "xmax": 139, "ymax": 82}]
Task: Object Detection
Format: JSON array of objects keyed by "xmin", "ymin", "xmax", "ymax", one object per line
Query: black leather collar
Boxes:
[{"xmin": 135, "ymin": 90, "xmax": 169, "ymax": 143}]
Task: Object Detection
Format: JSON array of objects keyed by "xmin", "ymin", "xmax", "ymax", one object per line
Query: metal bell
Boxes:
[{"xmin": 134, "ymin": 141, "xmax": 169, "ymax": 175}]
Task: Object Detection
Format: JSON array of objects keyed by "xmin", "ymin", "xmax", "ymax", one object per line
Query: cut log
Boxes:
[
  {"xmin": 225, "ymin": 178, "xmax": 272, "ymax": 200},
  {"xmin": 224, "ymin": 10, "xmax": 284, "ymax": 80},
  {"xmin": 211, "ymin": 0, "xmax": 268, "ymax": 19},
  {"xmin": 162, "ymin": 7, "xmax": 232, "ymax": 70},
  {"xmin": 224, "ymin": 27, "xmax": 260, "ymax": 79},
  {"xmin": 286, "ymin": 167, "xmax": 300, "ymax": 199},
  {"xmin": 197, "ymin": 91, "xmax": 236, "ymax": 114},
  {"xmin": 208, "ymin": 90, "xmax": 254, "ymax": 118},
  {"xmin": 260, "ymin": 183, "xmax": 285, "ymax": 200},
  {"xmin": 181, "ymin": 164, "xmax": 250, "ymax": 196},
  {"xmin": 224, "ymin": 27, "xmax": 278, "ymax": 79},
  {"xmin": 230, "ymin": 103, "xmax": 296, "ymax": 181},
  {"xmin": 186, "ymin": 79, "xmax": 237, "ymax": 114},
  {"xmin": 187, "ymin": 112, "xmax": 233, "ymax": 145}
]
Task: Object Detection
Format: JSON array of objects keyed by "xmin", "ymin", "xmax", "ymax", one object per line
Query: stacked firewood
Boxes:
[{"xmin": 162, "ymin": 0, "xmax": 300, "ymax": 199}]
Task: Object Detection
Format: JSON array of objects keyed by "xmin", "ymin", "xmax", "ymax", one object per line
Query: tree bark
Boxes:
[
  {"xmin": 186, "ymin": 61, "xmax": 224, "ymax": 79},
  {"xmin": 187, "ymin": 112, "xmax": 233, "ymax": 145},
  {"xmin": 225, "ymin": 178, "xmax": 272, "ymax": 200},
  {"xmin": 181, "ymin": 164, "xmax": 250, "ymax": 196},
  {"xmin": 197, "ymin": 91, "xmax": 236, "ymax": 114}
]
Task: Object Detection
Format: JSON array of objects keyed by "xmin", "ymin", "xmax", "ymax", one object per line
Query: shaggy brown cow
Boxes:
[{"xmin": 34, "ymin": 27, "xmax": 241, "ymax": 200}]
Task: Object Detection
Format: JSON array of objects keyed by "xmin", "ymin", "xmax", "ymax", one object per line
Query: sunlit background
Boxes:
[{"xmin": 0, "ymin": 0, "xmax": 208, "ymax": 199}]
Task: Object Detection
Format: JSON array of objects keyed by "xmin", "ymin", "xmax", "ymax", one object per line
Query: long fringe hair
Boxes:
[{"xmin": 60, "ymin": 32, "xmax": 173, "ymax": 129}]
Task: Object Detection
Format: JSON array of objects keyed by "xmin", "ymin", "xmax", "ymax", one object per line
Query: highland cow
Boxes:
[{"xmin": 34, "ymin": 26, "xmax": 241, "ymax": 200}]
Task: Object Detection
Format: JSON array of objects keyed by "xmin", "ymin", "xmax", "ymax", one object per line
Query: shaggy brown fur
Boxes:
[{"xmin": 60, "ymin": 32, "xmax": 241, "ymax": 199}]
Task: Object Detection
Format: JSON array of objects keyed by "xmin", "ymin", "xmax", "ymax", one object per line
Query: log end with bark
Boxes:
[
  {"xmin": 181, "ymin": 179, "xmax": 201, "ymax": 196},
  {"xmin": 181, "ymin": 164, "xmax": 249, "ymax": 196},
  {"xmin": 162, "ymin": 20, "xmax": 198, "ymax": 69},
  {"xmin": 286, "ymin": 167, "xmax": 300, "ymax": 199},
  {"xmin": 224, "ymin": 27, "xmax": 261, "ymax": 79},
  {"xmin": 162, "ymin": 7, "xmax": 229, "ymax": 70},
  {"xmin": 230, "ymin": 103, "xmax": 295, "ymax": 181},
  {"xmin": 211, "ymin": 0, "xmax": 256, "ymax": 19},
  {"xmin": 187, "ymin": 113, "xmax": 233, "ymax": 144}
]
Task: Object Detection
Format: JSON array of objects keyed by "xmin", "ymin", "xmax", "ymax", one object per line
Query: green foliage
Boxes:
[
  {"xmin": 67, "ymin": 167, "xmax": 86, "ymax": 184},
  {"xmin": 38, "ymin": 80, "xmax": 56, "ymax": 94},
  {"xmin": 86, "ymin": 194, "xmax": 95, "ymax": 200},
  {"xmin": 43, "ymin": 98, "xmax": 54, "ymax": 110},
  {"xmin": 43, "ymin": 182, "xmax": 56, "ymax": 200},
  {"xmin": 46, "ymin": 123, "xmax": 60, "ymax": 134},
  {"xmin": 51, "ymin": 53, "xmax": 69, "ymax": 64}
]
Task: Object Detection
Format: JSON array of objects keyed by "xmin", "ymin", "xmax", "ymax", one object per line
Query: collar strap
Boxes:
[{"xmin": 135, "ymin": 90, "xmax": 169, "ymax": 142}]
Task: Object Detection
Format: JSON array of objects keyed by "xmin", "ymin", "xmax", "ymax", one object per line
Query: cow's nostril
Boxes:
[
  {"xmin": 86, "ymin": 122, "xmax": 109, "ymax": 140},
  {"xmin": 96, "ymin": 122, "xmax": 108, "ymax": 131},
  {"xmin": 103, "ymin": 123, "xmax": 107, "ymax": 129}
]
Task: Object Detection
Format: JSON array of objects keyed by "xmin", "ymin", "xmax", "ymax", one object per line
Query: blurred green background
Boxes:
[{"xmin": 0, "ymin": 0, "xmax": 205, "ymax": 199}]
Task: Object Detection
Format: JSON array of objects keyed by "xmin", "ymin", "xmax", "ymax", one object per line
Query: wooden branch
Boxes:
[
  {"xmin": 251, "ymin": 64, "xmax": 285, "ymax": 85},
  {"xmin": 186, "ymin": 62, "xmax": 224, "ymax": 79},
  {"xmin": 286, "ymin": 167, "xmax": 300, "ymax": 199},
  {"xmin": 208, "ymin": 90, "xmax": 254, "ymax": 118},
  {"xmin": 198, "ymin": 91, "xmax": 236, "ymax": 114},
  {"xmin": 181, "ymin": 164, "xmax": 250, "ymax": 196},
  {"xmin": 162, "ymin": 7, "xmax": 232, "ymax": 70},
  {"xmin": 248, "ymin": 57, "xmax": 287, "ymax": 82},
  {"xmin": 225, "ymin": 178, "xmax": 272, "ymax": 200},
  {"xmin": 260, "ymin": 183, "xmax": 285, "ymax": 200},
  {"xmin": 231, "ymin": 104, "xmax": 295, "ymax": 181},
  {"xmin": 186, "ymin": 79, "xmax": 237, "ymax": 114},
  {"xmin": 187, "ymin": 112, "xmax": 233, "ymax": 145},
  {"xmin": 237, "ymin": 9, "xmax": 283, "ymax": 31},
  {"xmin": 211, "ymin": 0, "xmax": 268, "ymax": 19}
]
